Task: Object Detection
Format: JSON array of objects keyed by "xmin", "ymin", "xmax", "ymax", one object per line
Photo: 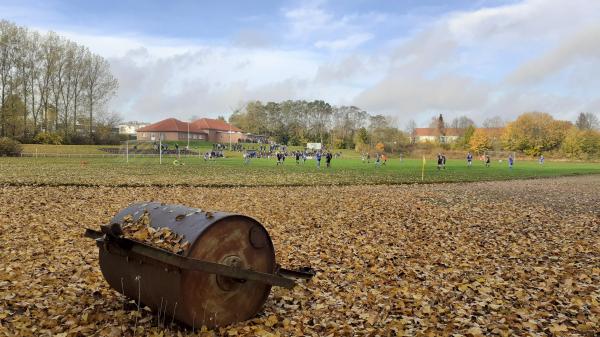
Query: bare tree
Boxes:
[
  {"xmin": 0, "ymin": 21, "xmax": 19, "ymax": 137},
  {"xmin": 405, "ymin": 119, "xmax": 417, "ymax": 144},
  {"xmin": 13, "ymin": 26, "xmax": 31, "ymax": 139},
  {"xmin": 84, "ymin": 53, "xmax": 118, "ymax": 137},
  {"xmin": 38, "ymin": 32, "xmax": 60, "ymax": 132},
  {"xmin": 482, "ymin": 116, "xmax": 505, "ymax": 128},
  {"xmin": 50, "ymin": 37, "xmax": 66, "ymax": 134},
  {"xmin": 332, "ymin": 106, "xmax": 368, "ymax": 148},
  {"xmin": 428, "ymin": 114, "xmax": 446, "ymax": 137},
  {"xmin": 575, "ymin": 112, "xmax": 599, "ymax": 130},
  {"xmin": 450, "ymin": 116, "xmax": 475, "ymax": 129},
  {"xmin": 0, "ymin": 20, "xmax": 118, "ymax": 141},
  {"xmin": 26, "ymin": 31, "xmax": 41, "ymax": 133},
  {"xmin": 70, "ymin": 46, "xmax": 87, "ymax": 135}
]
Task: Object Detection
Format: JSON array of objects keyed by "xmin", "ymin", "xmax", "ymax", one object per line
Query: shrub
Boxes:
[
  {"xmin": 33, "ymin": 132, "xmax": 63, "ymax": 145},
  {"xmin": 561, "ymin": 128, "xmax": 600, "ymax": 159},
  {"xmin": 0, "ymin": 137, "xmax": 23, "ymax": 156},
  {"xmin": 68, "ymin": 134, "xmax": 92, "ymax": 145},
  {"xmin": 469, "ymin": 129, "xmax": 492, "ymax": 154}
]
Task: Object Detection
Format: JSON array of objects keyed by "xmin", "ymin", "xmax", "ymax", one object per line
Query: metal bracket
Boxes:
[{"xmin": 84, "ymin": 228, "xmax": 314, "ymax": 289}]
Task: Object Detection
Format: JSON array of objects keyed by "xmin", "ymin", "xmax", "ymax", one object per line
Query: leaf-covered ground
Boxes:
[{"xmin": 1, "ymin": 176, "xmax": 599, "ymax": 336}]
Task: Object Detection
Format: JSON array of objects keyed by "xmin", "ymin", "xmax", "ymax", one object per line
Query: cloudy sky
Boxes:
[{"xmin": 2, "ymin": 0, "xmax": 600, "ymax": 126}]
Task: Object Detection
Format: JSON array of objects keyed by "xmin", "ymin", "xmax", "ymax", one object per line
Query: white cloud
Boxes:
[
  {"xmin": 55, "ymin": 29, "xmax": 205, "ymax": 58},
  {"xmin": 353, "ymin": 0, "xmax": 600, "ymax": 125},
  {"xmin": 506, "ymin": 25, "xmax": 600, "ymax": 85},
  {"xmin": 105, "ymin": 44, "xmax": 324, "ymax": 121},
  {"xmin": 314, "ymin": 55, "xmax": 366, "ymax": 82},
  {"xmin": 284, "ymin": 6, "xmax": 335, "ymax": 39},
  {"xmin": 7, "ymin": 0, "xmax": 600, "ymax": 126},
  {"xmin": 355, "ymin": 72, "xmax": 491, "ymax": 116},
  {"xmin": 447, "ymin": 0, "xmax": 600, "ymax": 45},
  {"xmin": 314, "ymin": 33, "xmax": 373, "ymax": 51},
  {"xmin": 282, "ymin": 2, "xmax": 384, "ymax": 51}
]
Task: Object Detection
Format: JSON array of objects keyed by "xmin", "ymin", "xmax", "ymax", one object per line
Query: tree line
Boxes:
[
  {"xmin": 0, "ymin": 20, "xmax": 118, "ymax": 143},
  {"xmin": 230, "ymin": 100, "xmax": 600, "ymax": 158},
  {"xmin": 415, "ymin": 112, "xmax": 600, "ymax": 159},
  {"xmin": 229, "ymin": 100, "xmax": 410, "ymax": 153},
  {"xmin": 502, "ymin": 112, "xmax": 600, "ymax": 158}
]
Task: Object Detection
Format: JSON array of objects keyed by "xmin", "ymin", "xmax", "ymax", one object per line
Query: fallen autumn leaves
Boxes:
[
  {"xmin": 120, "ymin": 212, "xmax": 191, "ymax": 255},
  {"xmin": 1, "ymin": 175, "xmax": 599, "ymax": 336}
]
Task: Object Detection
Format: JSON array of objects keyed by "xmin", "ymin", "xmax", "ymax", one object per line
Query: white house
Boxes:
[{"xmin": 118, "ymin": 121, "xmax": 150, "ymax": 135}]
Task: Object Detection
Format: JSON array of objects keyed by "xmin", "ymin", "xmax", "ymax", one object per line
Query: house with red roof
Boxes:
[{"xmin": 136, "ymin": 117, "xmax": 252, "ymax": 143}]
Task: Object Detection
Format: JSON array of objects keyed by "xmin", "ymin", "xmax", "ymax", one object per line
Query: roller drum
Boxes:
[{"xmin": 97, "ymin": 202, "xmax": 276, "ymax": 328}]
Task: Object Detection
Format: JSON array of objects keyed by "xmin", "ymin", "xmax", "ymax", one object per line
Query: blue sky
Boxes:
[
  {"xmin": 3, "ymin": 1, "xmax": 495, "ymax": 39},
  {"xmin": 1, "ymin": 0, "xmax": 599, "ymax": 126}
]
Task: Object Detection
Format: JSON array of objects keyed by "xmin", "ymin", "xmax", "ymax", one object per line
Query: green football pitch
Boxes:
[{"xmin": 1, "ymin": 155, "xmax": 598, "ymax": 187}]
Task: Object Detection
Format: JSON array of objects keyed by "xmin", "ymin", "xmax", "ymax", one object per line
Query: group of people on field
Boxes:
[
  {"xmin": 165, "ymin": 139, "xmax": 545, "ymax": 171},
  {"xmin": 284, "ymin": 151, "xmax": 334, "ymax": 168},
  {"xmin": 360, "ymin": 153, "xmax": 388, "ymax": 167},
  {"xmin": 243, "ymin": 149, "xmax": 335, "ymax": 168},
  {"xmin": 464, "ymin": 151, "xmax": 532, "ymax": 169}
]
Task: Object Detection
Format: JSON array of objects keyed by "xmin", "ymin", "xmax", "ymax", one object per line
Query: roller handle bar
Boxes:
[{"xmin": 84, "ymin": 228, "xmax": 314, "ymax": 288}]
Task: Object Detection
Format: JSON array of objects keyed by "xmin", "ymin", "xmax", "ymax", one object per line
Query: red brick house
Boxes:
[{"xmin": 136, "ymin": 118, "xmax": 249, "ymax": 143}]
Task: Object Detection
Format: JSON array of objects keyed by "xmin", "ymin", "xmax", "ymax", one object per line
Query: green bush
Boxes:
[
  {"xmin": 0, "ymin": 137, "xmax": 23, "ymax": 156},
  {"xmin": 33, "ymin": 132, "xmax": 63, "ymax": 145}
]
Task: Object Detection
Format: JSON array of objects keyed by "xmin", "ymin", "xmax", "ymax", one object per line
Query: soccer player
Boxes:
[
  {"xmin": 466, "ymin": 152, "xmax": 473, "ymax": 167},
  {"xmin": 316, "ymin": 151, "xmax": 322, "ymax": 168}
]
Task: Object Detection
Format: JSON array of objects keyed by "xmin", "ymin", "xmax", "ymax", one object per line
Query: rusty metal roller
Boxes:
[{"xmin": 84, "ymin": 202, "xmax": 314, "ymax": 328}]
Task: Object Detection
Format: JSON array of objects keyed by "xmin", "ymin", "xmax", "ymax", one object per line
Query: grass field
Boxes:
[
  {"xmin": 21, "ymin": 144, "xmax": 121, "ymax": 154},
  {"xmin": 20, "ymin": 143, "xmax": 368, "ymax": 158},
  {"xmin": 0, "ymin": 155, "xmax": 598, "ymax": 186}
]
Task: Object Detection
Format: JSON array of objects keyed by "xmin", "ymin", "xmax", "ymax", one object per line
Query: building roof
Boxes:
[
  {"xmin": 191, "ymin": 118, "xmax": 242, "ymax": 132},
  {"xmin": 137, "ymin": 118, "xmax": 204, "ymax": 133},
  {"xmin": 414, "ymin": 128, "xmax": 462, "ymax": 137},
  {"xmin": 137, "ymin": 117, "xmax": 244, "ymax": 133}
]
